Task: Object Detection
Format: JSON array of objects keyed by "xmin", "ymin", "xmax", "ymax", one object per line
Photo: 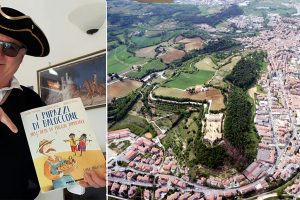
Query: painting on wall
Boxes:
[{"xmin": 37, "ymin": 50, "xmax": 106, "ymax": 109}]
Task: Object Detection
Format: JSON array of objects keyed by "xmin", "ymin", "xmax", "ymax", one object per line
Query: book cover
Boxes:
[{"xmin": 21, "ymin": 98, "xmax": 106, "ymax": 193}]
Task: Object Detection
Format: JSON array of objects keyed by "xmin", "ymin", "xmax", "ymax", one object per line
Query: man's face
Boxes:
[
  {"xmin": 42, "ymin": 143, "xmax": 56, "ymax": 157},
  {"xmin": 0, "ymin": 33, "xmax": 26, "ymax": 88}
]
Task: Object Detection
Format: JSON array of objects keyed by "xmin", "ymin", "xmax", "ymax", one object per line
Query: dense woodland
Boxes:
[
  {"xmin": 223, "ymin": 87, "xmax": 258, "ymax": 170},
  {"xmin": 224, "ymin": 87, "xmax": 252, "ymax": 147},
  {"xmin": 226, "ymin": 51, "xmax": 267, "ymax": 89},
  {"xmin": 192, "ymin": 135, "xmax": 226, "ymax": 168}
]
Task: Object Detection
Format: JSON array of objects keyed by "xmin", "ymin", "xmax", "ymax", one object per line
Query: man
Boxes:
[
  {"xmin": 0, "ymin": 6, "xmax": 105, "ymax": 199},
  {"xmin": 38, "ymin": 139, "xmax": 76, "ymax": 189}
]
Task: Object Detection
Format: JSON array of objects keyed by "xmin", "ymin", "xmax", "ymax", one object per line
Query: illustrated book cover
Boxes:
[{"xmin": 21, "ymin": 98, "xmax": 106, "ymax": 192}]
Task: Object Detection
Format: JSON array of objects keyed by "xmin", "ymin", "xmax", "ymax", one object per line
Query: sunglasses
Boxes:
[{"xmin": 0, "ymin": 41, "xmax": 26, "ymax": 57}]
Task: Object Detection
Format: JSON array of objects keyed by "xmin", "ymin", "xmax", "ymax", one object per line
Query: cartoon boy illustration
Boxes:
[
  {"xmin": 63, "ymin": 133, "xmax": 79, "ymax": 155},
  {"xmin": 78, "ymin": 134, "xmax": 92, "ymax": 156},
  {"xmin": 38, "ymin": 139, "xmax": 76, "ymax": 189}
]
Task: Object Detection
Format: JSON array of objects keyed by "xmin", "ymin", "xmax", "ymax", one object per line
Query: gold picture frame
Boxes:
[{"xmin": 37, "ymin": 50, "xmax": 106, "ymax": 109}]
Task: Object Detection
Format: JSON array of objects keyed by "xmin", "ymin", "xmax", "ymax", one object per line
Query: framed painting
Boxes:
[{"xmin": 37, "ymin": 50, "xmax": 106, "ymax": 109}]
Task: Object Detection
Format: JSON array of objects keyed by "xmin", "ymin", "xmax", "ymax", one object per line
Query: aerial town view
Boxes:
[{"xmin": 107, "ymin": 0, "xmax": 300, "ymax": 199}]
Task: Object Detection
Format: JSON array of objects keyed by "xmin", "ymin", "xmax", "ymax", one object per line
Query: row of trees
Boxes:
[{"xmin": 152, "ymin": 92, "xmax": 208, "ymax": 104}]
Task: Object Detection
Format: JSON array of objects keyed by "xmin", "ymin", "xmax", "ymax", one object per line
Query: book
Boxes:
[{"xmin": 21, "ymin": 98, "xmax": 106, "ymax": 193}]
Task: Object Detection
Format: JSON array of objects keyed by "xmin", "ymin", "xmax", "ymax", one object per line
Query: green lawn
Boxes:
[
  {"xmin": 108, "ymin": 45, "xmax": 148, "ymax": 74},
  {"xmin": 164, "ymin": 70, "xmax": 215, "ymax": 89},
  {"xmin": 126, "ymin": 59, "xmax": 166, "ymax": 79}
]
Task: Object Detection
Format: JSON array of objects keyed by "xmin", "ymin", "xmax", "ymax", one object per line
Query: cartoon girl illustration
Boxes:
[{"xmin": 77, "ymin": 134, "xmax": 91, "ymax": 156}]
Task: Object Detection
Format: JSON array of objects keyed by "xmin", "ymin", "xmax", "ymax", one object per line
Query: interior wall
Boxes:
[{"xmin": 1, "ymin": 0, "xmax": 107, "ymax": 199}]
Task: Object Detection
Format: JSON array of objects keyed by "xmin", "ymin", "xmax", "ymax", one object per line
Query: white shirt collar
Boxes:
[{"xmin": 0, "ymin": 77, "xmax": 23, "ymax": 102}]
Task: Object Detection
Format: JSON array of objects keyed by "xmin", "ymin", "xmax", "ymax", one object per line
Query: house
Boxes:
[
  {"xmin": 155, "ymin": 187, "xmax": 168, "ymax": 199},
  {"xmin": 125, "ymin": 149, "xmax": 138, "ymax": 161}
]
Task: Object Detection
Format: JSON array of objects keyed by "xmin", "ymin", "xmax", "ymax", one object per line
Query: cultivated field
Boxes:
[
  {"xmin": 195, "ymin": 57, "xmax": 217, "ymax": 71},
  {"xmin": 135, "ymin": 45, "xmax": 158, "ymax": 58},
  {"xmin": 153, "ymin": 87, "xmax": 225, "ymax": 110},
  {"xmin": 164, "ymin": 70, "xmax": 215, "ymax": 89},
  {"xmin": 108, "ymin": 79, "xmax": 143, "ymax": 101},
  {"xmin": 174, "ymin": 35, "xmax": 184, "ymax": 43},
  {"xmin": 145, "ymin": 30, "xmax": 163, "ymax": 37},
  {"xmin": 178, "ymin": 37, "xmax": 204, "ymax": 52},
  {"xmin": 154, "ymin": 20, "xmax": 178, "ymax": 29},
  {"xmin": 158, "ymin": 47, "xmax": 186, "ymax": 64}
]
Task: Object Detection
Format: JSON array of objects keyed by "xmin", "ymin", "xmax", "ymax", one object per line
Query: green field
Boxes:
[
  {"xmin": 164, "ymin": 70, "xmax": 215, "ymax": 89},
  {"xmin": 131, "ymin": 31, "xmax": 180, "ymax": 49},
  {"xmin": 110, "ymin": 114, "xmax": 154, "ymax": 136},
  {"xmin": 243, "ymin": 0, "xmax": 297, "ymax": 16},
  {"xmin": 195, "ymin": 57, "xmax": 217, "ymax": 71},
  {"xmin": 108, "ymin": 45, "xmax": 148, "ymax": 74},
  {"xmin": 199, "ymin": 5, "xmax": 223, "ymax": 16},
  {"xmin": 126, "ymin": 59, "xmax": 166, "ymax": 79}
]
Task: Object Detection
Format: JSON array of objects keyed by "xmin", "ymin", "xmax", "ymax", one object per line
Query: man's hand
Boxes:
[
  {"xmin": 0, "ymin": 108, "xmax": 18, "ymax": 133},
  {"xmin": 79, "ymin": 170, "xmax": 106, "ymax": 188}
]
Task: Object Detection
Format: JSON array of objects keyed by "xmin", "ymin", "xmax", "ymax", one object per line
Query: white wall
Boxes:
[{"xmin": 1, "ymin": 0, "xmax": 107, "ymax": 199}]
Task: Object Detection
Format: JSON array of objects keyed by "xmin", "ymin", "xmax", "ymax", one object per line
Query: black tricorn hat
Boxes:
[{"xmin": 0, "ymin": 7, "xmax": 50, "ymax": 57}]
